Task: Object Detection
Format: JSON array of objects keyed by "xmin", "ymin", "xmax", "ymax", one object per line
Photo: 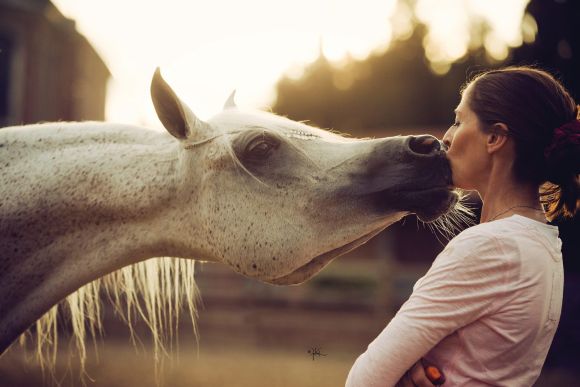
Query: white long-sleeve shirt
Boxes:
[{"xmin": 346, "ymin": 215, "xmax": 563, "ymax": 387}]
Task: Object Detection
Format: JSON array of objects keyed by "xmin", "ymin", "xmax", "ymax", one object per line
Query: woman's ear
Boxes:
[{"xmin": 486, "ymin": 123, "xmax": 510, "ymax": 154}]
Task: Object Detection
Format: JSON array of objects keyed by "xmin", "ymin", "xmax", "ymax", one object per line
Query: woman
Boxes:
[{"xmin": 346, "ymin": 66, "xmax": 580, "ymax": 386}]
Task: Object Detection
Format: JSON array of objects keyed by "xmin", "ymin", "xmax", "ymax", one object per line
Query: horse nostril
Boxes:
[{"xmin": 409, "ymin": 135, "xmax": 441, "ymax": 155}]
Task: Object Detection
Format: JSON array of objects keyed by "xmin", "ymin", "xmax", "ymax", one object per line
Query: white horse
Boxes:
[{"xmin": 0, "ymin": 69, "xmax": 464, "ymax": 367}]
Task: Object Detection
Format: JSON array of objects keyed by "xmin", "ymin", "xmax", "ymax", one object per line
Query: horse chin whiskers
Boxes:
[{"xmin": 422, "ymin": 190, "xmax": 476, "ymax": 244}]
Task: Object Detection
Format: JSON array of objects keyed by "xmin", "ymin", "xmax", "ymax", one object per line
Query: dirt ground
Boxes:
[
  {"xmin": 0, "ymin": 340, "xmax": 577, "ymax": 387},
  {"xmin": 0, "ymin": 341, "xmax": 356, "ymax": 387}
]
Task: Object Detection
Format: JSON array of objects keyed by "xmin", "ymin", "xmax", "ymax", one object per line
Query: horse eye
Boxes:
[
  {"xmin": 251, "ymin": 142, "xmax": 271, "ymax": 156},
  {"xmin": 245, "ymin": 136, "xmax": 279, "ymax": 160}
]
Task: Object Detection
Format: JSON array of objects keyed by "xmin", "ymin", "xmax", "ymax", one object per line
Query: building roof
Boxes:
[{"xmin": 0, "ymin": 0, "xmax": 110, "ymax": 76}]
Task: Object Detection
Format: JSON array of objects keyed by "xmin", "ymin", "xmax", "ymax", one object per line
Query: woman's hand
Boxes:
[{"xmin": 395, "ymin": 359, "xmax": 445, "ymax": 386}]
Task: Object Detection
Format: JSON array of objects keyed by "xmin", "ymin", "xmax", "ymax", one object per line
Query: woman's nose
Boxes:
[
  {"xmin": 442, "ymin": 127, "xmax": 456, "ymax": 150},
  {"xmin": 408, "ymin": 135, "xmax": 441, "ymax": 155}
]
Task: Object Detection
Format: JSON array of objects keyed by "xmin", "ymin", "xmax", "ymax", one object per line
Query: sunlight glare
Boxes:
[
  {"xmin": 390, "ymin": 1, "xmax": 414, "ymax": 41},
  {"xmin": 51, "ymin": 0, "xmax": 399, "ymax": 126},
  {"xmin": 416, "ymin": 0, "xmax": 470, "ymax": 64},
  {"xmin": 469, "ymin": 0, "xmax": 530, "ymax": 48},
  {"xmin": 319, "ymin": 0, "xmax": 396, "ymax": 61},
  {"xmin": 415, "ymin": 0, "xmax": 531, "ymax": 69},
  {"xmin": 484, "ymin": 32, "xmax": 510, "ymax": 61},
  {"xmin": 50, "ymin": 0, "xmax": 532, "ymax": 124}
]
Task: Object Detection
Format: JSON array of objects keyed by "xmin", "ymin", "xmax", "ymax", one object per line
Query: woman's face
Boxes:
[{"xmin": 443, "ymin": 84, "xmax": 491, "ymax": 191}]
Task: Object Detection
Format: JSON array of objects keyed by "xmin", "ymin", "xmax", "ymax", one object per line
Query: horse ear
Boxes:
[
  {"xmin": 150, "ymin": 68, "xmax": 210, "ymax": 140},
  {"xmin": 223, "ymin": 90, "xmax": 237, "ymax": 110}
]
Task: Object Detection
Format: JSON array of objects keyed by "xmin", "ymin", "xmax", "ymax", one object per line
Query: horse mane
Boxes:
[{"xmin": 19, "ymin": 257, "xmax": 200, "ymax": 375}]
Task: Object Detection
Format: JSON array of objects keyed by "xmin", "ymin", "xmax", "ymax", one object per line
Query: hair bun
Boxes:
[
  {"xmin": 544, "ymin": 119, "xmax": 580, "ymax": 158},
  {"xmin": 544, "ymin": 119, "xmax": 580, "ymax": 219},
  {"xmin": 545, "ymin": 119, "xmax": 580, "ymax": 185}
]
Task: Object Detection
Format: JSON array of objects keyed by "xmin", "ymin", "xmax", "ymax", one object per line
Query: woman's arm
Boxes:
[{"xmin": 346, "ymin": 231, "xmax": 512, "ymax": 387}]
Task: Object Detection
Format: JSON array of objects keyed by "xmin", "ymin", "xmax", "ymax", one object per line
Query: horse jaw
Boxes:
[
  {"xmin": 266, "ymin": 185, "xmax": 461, "ymax": 286},
  {"xmin": 268, "ymin": 214, "xmax": 405, "ymax": 285}
]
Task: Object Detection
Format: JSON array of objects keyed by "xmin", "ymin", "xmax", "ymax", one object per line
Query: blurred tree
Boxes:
[
  {"xmin": 274, "ymin": 25, "xmax": 490, "ymax": 135},
  {"xmin": 511, "ymin": 0, "xmax": 580, "ymax": 99}
]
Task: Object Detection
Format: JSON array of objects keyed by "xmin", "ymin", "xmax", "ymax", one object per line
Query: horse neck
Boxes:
[{"xmin": 0, "ymin": 122, "xmax": 208, "ymax": 352}]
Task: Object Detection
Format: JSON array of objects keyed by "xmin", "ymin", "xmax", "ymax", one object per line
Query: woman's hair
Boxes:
[{"xmin": 464, "ymin": 66, "xmax": 580, "ymax": 221}]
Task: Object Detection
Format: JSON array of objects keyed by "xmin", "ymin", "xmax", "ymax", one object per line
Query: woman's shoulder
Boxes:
[
  {"xmin": 447, "ymin": 221, "xmax": 504, "ymax": 248},
  {"xmin": 418, "ymin": 221, "xmax": 520, "ymax": 294},
  {"xmin": 449, "ymin": 215, "xmax": 559, "ymax": 251},
  {"xmin": 440, "ymin": 220, "xmax": 521, "ymax": 264},
  {"xmin": 443, "ymin": 215, "xmax": 560, "ymax": 267}
]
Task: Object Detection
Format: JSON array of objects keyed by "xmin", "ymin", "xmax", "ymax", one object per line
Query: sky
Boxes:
[{"xmin": 51, "ymin": 0, "xmax": 532, "ymax": 128}]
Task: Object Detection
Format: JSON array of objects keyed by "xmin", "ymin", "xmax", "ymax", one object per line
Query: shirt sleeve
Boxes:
[{"xmin": 345, "ymin": 231, "xmax": 513, "ymax": 387}]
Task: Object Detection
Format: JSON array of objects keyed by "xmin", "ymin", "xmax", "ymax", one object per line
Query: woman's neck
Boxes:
[{"xmin": 478, "ymin": 164, "xmax": 545, "ymax": 223}]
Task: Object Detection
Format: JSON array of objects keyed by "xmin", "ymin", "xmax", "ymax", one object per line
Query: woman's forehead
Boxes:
[{"xmin": 456, "ymin": 84, "xmax": 475, "ymax": 113}]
